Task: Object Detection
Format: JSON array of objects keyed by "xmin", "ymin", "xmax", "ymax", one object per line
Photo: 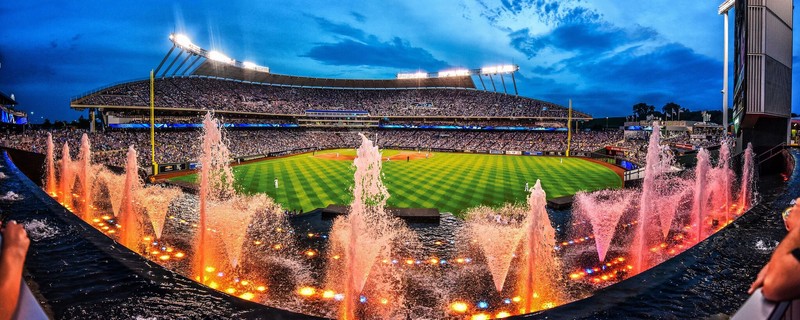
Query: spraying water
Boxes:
[
  {"xmin": 517, "ymin": 180, "xmax": 560, "ymax": 313},
  {"xmin": 633, "ymin": 122, "xmax": 666, "ymax": 272},
  {"xmin": 45, "ymin": 133, "xmax": 57, "ymax": 196},
  {"xmin": 719, "ymin": 141, "xmax": 732, "ymax": 223},
  {"xmin": 327, "ymin": 133, "xmax": 403, "ymax": 320},
  {"xmin": 575, "ymin": 189, "xmax": 635, "ymax": 262},
  {"xmin": 194, "ymin": 112, "xmax": 236, "ymax": 280},
  {"xmin": 692, "ymin": 148, "xmax": 711, "ymax": 243},
  {"xmin": 137, "ymin": 185, "xmax": 182, "ymax": 239},
  {"xmin": 117, "ymin": 145, "xmax": 143, "ymax": 250},
  {"xmin": 77, "ymin": 134, "xmax": 93, "ymax": 219},
  {"xmin": 59, "ymin": 142, "xmax": 74, "ymax": 208},
  {"xmin": 740, "ymin": 143, "xmax": 755, "ymax": 209},
  {"xmin": 466, "ymin": 205, "xmax": 526, "ymax": 292}
]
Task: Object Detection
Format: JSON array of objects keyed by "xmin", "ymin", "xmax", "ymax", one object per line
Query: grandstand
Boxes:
[
  {"xmin": 70, "ymin": 33, "xmax": 590, "ymax": 130},
  {"xmin": 0, "ymin": 91, "xmax": 27, "ymax": 126}
]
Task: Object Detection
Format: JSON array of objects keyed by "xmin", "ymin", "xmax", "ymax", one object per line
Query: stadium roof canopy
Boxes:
[
  {"xmin": 191, "ymin": 60, "xmax": 476, "ymax": 89},
  {"xmin": 0, "ymin": 91, "xmax": 17, "ymax": 106},
  {"xmin": 154, "ymin": 34, "xmax": 529, "ymax": 91}
]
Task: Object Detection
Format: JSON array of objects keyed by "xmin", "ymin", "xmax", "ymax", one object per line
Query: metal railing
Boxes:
[
  {"xmin": 732, "ymin": 289, "xmax": 800, "ymax": 320},
  {"xmin": 759, "ymin": 142, "xmax": 788, "ymax": 165}
]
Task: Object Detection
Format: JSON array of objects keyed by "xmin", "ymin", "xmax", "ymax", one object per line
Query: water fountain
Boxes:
[
  {"xmin": 194, "ymin": 112, "xmax": 234, "ymax": 281},
  {"xmin": 137, "ymin": 185, "xmax": 182, "ymax": 239},
  {"xmin": 77, "ymin": 134, "xmax": 93, "ymax": 219},
  {"xmin": 59, "ymin": 142, "xmax": 74, "ymax": 208},
  {"xmin": 692, "ymin": 148, "xmax": 711, "ymax": 243},
  {"xmin": 632, "ymin": 123, "xmax": 679, "ymax": 272},
  {"xmin": 35, "ymin": 112, "xmax": 760, "ymax": 319},
  {"xmin": 45, "ymin": 133, "xmax": 56, "ymax": 196},
  {"xmin": 574, "ymin": 189, "xmax": 635, "ymax": 263},
  {"xmin": 466, "ymin": 205, "xmax": 526, "ymax": 293},
  {"xmin": 517, "ymin": 180, "xmax": 561, "ymax": 313},
  {"xmin": 326, "ymin": 133, "xmax": 408, "ymax": 320},
  {"xmin": 741, "ymin": 143, "xmax": 755, "ymax": 208},
  {"xmin": 117, "ymin": 145, "xmax": 143, "ymax": 250}
]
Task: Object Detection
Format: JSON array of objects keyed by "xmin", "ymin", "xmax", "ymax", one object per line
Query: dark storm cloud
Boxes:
[
  {"xmin": 350, "ymin": 11, "xmax": 366, "ymax": 23},
  {"xmin": 309, "ymin": 16, "xmax": 369, "ymax": 41},
  {"xmin": 304, "ymin": 38, "xmax": 449, "ymax": 70},
  {"xmin": 303, "ymin": 17, "xmax": 448, "ymax": 70},
  {"xmin": 509, "ymin": 22, "xmax": 658, "ymax": 58},
  {"xmin": 483, "ymin": 0, "xmax": 590, "ymax": 27},
  {"xmin": 504, "ymin": 4, "xmax": 721, "ymax": 116}
]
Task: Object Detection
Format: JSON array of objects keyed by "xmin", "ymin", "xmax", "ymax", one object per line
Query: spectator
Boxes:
[
  {"xmin": 0, "ymin": 220, "xmax": 31, "ymax": 320},
  {"xmin": 749, "ymin": 199, "xmax": 800, "ymax": 300}
]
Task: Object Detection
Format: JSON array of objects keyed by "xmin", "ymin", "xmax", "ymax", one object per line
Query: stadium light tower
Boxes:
[
  {"xmin": 480, "ymin": 64, "xmax": 519, "ymax": 95},
  {"xmin": 718, "ymin": 0, "xmax": 734, "ymax": 134},
  {"xmin": 208, "ymin": 50, "xmax": 233, "ymax": 64},
  {"xmin": 156, "ymin": 33, "xmax": 270, "ymax": 78}
]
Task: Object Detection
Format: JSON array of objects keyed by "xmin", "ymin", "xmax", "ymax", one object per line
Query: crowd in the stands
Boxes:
[
  {"xmin": 0, "ymin": 128, "xmax": 623, "ymax": 168},
  {"xmin": 77, "ymin": 77, "xmax": 591, "ymax": 118}
]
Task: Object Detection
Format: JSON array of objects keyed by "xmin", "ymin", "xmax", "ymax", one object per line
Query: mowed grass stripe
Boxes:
[{"xmin": 171, "ymin": 150, "xmax": 622, "ymax": 216}]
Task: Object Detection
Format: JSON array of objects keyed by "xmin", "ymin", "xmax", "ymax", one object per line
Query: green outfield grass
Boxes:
[{"xmin": 170, "ymin": 149, "xmax": 622, "ymax": 216}]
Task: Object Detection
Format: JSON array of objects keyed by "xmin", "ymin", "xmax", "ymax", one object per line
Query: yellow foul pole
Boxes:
[
  {"xmin": 150, "ymin": 70, "xmax": 158, "ymax": 175},
  {"xmin": 566, "ymin": 99, "xmax": 572, "ymax": 157}
]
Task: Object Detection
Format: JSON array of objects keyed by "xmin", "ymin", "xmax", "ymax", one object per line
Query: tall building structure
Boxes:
[{"xmin": 728, "ymin": 0, "xmax": 794, "ymax": 153}]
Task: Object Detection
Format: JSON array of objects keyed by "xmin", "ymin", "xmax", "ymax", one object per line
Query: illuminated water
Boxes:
[{"xmin": 38, "ymin": 115, "xmax": 760, "ymax": 319}]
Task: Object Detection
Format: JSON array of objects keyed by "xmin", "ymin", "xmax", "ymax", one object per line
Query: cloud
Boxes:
[
  {"xmin": 309, "ymin": 15, "xmax": 368, "ymax": 41},
  {"xmin": 509, "ymin": 22, "xmax": 658, "ymax": 58},
  {"xmin": 304, "ymin": 37, "xmax": 449, "ymax": 70},
  {"xmin": 303, "ymin": 17, "xmax": 449, "ymax": 70},
  {"xmin": 350, "ymin": 11, "xmax": 366, "ymax": 23}
]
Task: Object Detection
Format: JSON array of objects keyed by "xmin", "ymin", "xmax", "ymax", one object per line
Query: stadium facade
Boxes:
[{"xmin": 729, "ymin": 0, "xmax": 794, "ymax": 154}]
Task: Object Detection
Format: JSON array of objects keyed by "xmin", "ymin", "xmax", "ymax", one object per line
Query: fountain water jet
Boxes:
[
  {"xmin": 77, "ymin": 134, "xmax": 93, "ymax": 219},
  {"xmin": 517, "ymin": 180, "xmax": 560, "ymax": 313},
  {"xmin": 575, "ymin": 189, "xmax": 636, "ymax": 262},
  {"xmin": 692, "ymin": 148, "xmax": 711, "ymax": 243},
  {"xmin": 719, "ymin": 141, "xmax": 732, "ymax": 223},
  {"xmin": 326, "ymin": 133, "xmax": 404, "ymax": 320},
  {"xmin": 206, "ymin": 194, "xmax": 274, "ymax": 269},
  {"xmin": 59, "ymin": 142, "xmax": 75, "ymax": 207},
  {"xmin": 740, "ymin": 143, "xmax": 755, "ymax": 209},
  {"xmin": 194, "ymin": 112, "xmax": 236, "ymax": 280},
  {"xmin": 632, "ymin": 122, "xmax": 670, "ymax": 272},
  {"xmin": 45, "ymin": 133, "xmax": 57, "ymax": 196},
  {"xmin": 117, "ymin": 145, "xmax": 143, "ymax": 250},
  {"xmin": 466, "ymin": 205, "xmax": 525, "ymax": 292},
  {"xmin": 136, "ymin": 185, "xmax": 182, "ymax": 239}
]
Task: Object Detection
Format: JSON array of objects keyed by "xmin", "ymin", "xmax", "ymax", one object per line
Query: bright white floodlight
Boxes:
[
  {"xmin": 242, "ymin": 61, "xmax": 257, "ymax": 68},
  {"xmin": 208, "ymin": 51, "xmax": 233, "ymax": 64},
  {"xmin": 480, "ymin": 64, "xmax": 518, "ymax": 74},
  {"xmin": 173, "ymin": 34, "xmax": 193, "ymax": 48},
  {"xmin": 397, "ymin": 72, "xmax": 428, "ymax": 79},
  {"xmin": 438, "ymin": 69, "xmax": 470, "ymax": 78}
]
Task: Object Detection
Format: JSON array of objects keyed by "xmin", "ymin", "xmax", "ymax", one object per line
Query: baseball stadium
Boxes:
[
  {"xmin": 0, "ymin": 1, "xmax": 795, "ymax": 317},
  {"xmin": 59, "ymin": 33, "xmax": 629, "ymax": 217}
]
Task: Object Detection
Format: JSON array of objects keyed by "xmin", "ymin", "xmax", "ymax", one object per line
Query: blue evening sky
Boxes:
[{"xmin": 0, "ymin": 0, "xmax": 797, "ymax": 122}]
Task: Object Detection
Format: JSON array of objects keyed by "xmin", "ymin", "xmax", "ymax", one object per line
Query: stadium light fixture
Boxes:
[
  {"xmin": 397, "ymin": 72, "xmax": 428, "ymax": 79},
  {"xmin": 208, "ymin": 50, "xmax": 233, "ymax": 64},
  {"xmin": 480, "ymin": 64, "xmax": 519, "ymax": 75},
  {"xmin": 242, "ymin": 61, "xmax": 270, "ymax": 73},
  {"xmin": 438, "ymin": 69, "xmax": 470, "ymax": 78},
  {"xmin": 168, "ymin": 33, "xmax": 202, "ymax": 54},
  {"xmin": 173, "ymin": 34, "xmax": 192, "ymax": 48}
]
